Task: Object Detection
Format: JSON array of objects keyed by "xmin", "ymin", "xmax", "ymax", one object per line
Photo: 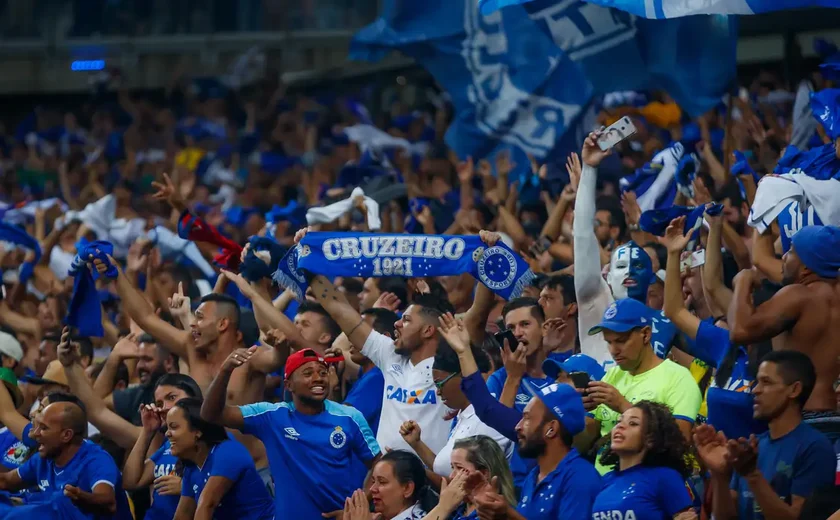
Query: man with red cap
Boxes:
[{"xmin": 200, "ymin": 347, "xmax": 381, "ymax": 520}]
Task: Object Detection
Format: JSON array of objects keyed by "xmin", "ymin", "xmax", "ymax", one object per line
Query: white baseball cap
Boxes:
[{"xmin": 0, "ymin": 331, "xmax": 23, "ymax": 363}]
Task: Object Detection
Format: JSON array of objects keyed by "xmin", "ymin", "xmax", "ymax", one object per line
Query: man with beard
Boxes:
[
  {"xmin": 0, "ymin": 399, "xmax": 132, "ymax": 519},
  {"xmin": 200, "ymin": 348, "xmax": 380, "ymax": 519},
  {"xmin": 98, "ymin": 334, "xmax": 177, "ymax": 426},
  {"xmin": 475, "ymin": 383, "xmax": 600, "ymax": 520},
  {"xmin": 695, "ymin": 351, "xmax": 835, "ymax": 520},
  {"xmin": 718, "ymin": 181, "xmax": 752, "ymax": 248},
  {"xmin": 575, "ymin": 132, "xmax": 679, "ymax": 369},
  {"xmin": 730, "ymin": 225, "xmax": 840, "ymax": 445}
]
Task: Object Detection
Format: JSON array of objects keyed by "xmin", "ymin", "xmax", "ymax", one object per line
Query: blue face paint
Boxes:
[{"xmin": 607, "ymin": 241, "xmax": 653, "ymax": 302}]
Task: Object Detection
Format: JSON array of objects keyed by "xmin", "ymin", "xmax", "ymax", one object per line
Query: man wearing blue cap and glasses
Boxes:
[
  {"xmin": 578, "ymin": 298, "xmax": 701, "ymax": 475},
  {"xmin": 729, "ymin": 225, "xmax": 840, "ymax": 445},
  {"xmin": 474, "ymin": 383, "xmax": 601, "ymax": 520}
]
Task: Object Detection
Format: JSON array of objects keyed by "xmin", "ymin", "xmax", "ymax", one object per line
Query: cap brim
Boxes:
[
  {"xmin": 587, "ymin": 321, "xmax": 638, "ymax": 336},
  {"xmin": 542, "ymin": 359, "xmax": 563, "ymax": 380}
]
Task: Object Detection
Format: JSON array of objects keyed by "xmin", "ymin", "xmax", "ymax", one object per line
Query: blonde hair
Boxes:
[{"xmin": 453, "ymin": 435, "xmax": 517, "ymax": 506}]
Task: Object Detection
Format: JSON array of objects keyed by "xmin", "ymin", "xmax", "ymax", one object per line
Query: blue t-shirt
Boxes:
[
  {"xmin": 240, "ymin": 399, "xmax": 380, "ymax": 518},
  {"xmin": 731, "ymin": 422, "xmax": 835, "ymax": 520},
  {"xmin": 180, "ymin": 439, "xmax": 274, "ymax": 520},
  {"xmin": 344, "ymin": 365, "xmax": 385, "ymax": 436},
  {"xmin": 144, "ymin": 439, "xmax": 179, "ymax": 520},
  {"xmin": 694, "ymin": 321, "xmax": 766, "ymax": 440},
  {"xmin": 16, "ymin": 440, "xmax": 132, "ymax": 519},
  {"xmin": 591, "ymin": 465, "xmax": 693, "ymax": 520},
  {"xmin": 517, "ymin": 449, "xmax": 600, "ymax": 520},
  {"xmin": 487, "ymin": 368, "xmax": 553, "ymax": 487},
  {"xmin": 0, "ymin": 425, "xmax": 32, "ymax": 470}
]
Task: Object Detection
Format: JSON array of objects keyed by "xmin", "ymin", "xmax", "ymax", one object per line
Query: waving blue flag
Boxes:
[
  {"xmin": 351, "ymin": 0, "xmax": 593, "ymax": 161},
  {"xmin": 811, "ymin": 88, "xmax": 840, "ymax": 141},
  {"xmin": 527, "ymin": 0, "xmax": 840, "ymax": 18}
]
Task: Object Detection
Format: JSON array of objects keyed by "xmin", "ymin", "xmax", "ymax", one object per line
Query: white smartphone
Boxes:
[
  {"xmin": 681, "ymin": 249, "xmax": 706, "ymax": 271},
  {"xmin": 597, "ymin": 116, "xmax": 638, "ymax": 151}
]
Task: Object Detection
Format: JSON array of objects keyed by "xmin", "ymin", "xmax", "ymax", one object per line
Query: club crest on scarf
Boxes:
[{"xmin": 274, "ymin": 233, "xmax": 535, "ymax": 301}]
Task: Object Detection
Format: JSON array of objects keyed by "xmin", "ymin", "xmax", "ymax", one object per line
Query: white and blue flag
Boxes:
[
  {"xmin": 351, "ymin": 0, "xmax": 594, "ymax": 161},
  {"xmin": 551, "ymin": 0, "xmax": 839, "ymax": 20}
]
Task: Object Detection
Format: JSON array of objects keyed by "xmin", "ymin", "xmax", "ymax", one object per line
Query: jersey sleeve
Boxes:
[
  {"xmin": 360, "ymin": 330, "xmax": 400, "ymax": 368},
  {"xmin": 239, "ymin": 402, "xmax": 285, "ymax": 437},
  {"xmin": 20, "ymin": 423, "xmax": 36, "ymax": 449},
  {"xmin": 85, "ymin": 450, "xmax": 120, "ymax": 490},
  {"xmin": 485, "ymin": 370, "xmax": 504, "ymax": 399},
  {"xmin": 694, "ymin": 321, "xmax": 733, "ymax": 368},
  {"xmin": 14, "ymin": 454, "xmax": 38, "ymax": 485},
  {"xmin": 149, "ymin": 443, "xmax": 168, "ymax": 464},
  {"xmin": 665, "ymin": 365, "xmax": 702, "ymax": 423},
  {"xmin": 790, "ymin": 436, "xmax": 836, "ymax": 498},
  {"xmin": 208, "ymin": 441, "xmax": 249, "ymax": 482},
  {"xmin": 656, "ymin": 468, "xmax": 693, "ymax": 515}
]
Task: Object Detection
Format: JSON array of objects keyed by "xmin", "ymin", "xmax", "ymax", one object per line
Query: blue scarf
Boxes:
[
  {"xmin": 0, "ymin": 222, "xmax": 41, "ymax": 264},
  {"xmin": 774, "ymin": 143, "xmax": 840, "ymax": 180},
  {"xmin": 240, "ymin": 236, "xmax": 288, "ymax": 283},
  {"xmin": 273, "ymin": 232, "xmax": 536, "ymax": 301},
  {"xmin": 810, "ymin": 88, "xmax": 840, "ymax": 140},
  {"xmin": 65, "ymin": 240, "xmax": 117, "ymax": 337},
  {"xmin": 640, "ymin": 204, "xmax": 723, "ymax": 251}
]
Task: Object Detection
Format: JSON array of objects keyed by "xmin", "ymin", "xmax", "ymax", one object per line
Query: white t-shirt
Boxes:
[
  {"xmin": 362, "ymin": 331, "xmax": 452, "ymax": 454},
  {"xmin": 391, "ymin": 503, "xmax": 426, "ymax": 520},
  {"xmin": 432, "ymin": 404, "xmax": 513, "ymax": 477}
]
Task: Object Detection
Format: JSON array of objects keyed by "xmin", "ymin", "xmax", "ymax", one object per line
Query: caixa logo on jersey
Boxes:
[{"xmin": 386, "ymin": 385, "xmax": 437, "ymax": 405}]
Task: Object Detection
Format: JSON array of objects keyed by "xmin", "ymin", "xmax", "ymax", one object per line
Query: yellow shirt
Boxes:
[{"xmin": 591, "ymin": 359, "xmax": 702, "ymax": 474}]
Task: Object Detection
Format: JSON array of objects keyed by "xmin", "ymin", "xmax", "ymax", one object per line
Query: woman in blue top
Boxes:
[
  {"xmin": 592, "ymin": 401, "xmax": 697, "ymax": 520},
  {"xmin": 122, "ymin": 374, "xmax": 203, "ymax": 520},
  {"xmin": 168, "ymin": 398, "xmax": 274, "ymax": 520},
  {"xmin": 420, "ymin": 435, "xmax": 517, "ymax": 520}
]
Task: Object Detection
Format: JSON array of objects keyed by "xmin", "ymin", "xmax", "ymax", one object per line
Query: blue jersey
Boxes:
[
  {"xmin": 16, "ymin": 440, "xmax": 132, "ymax": 519},
  {"xmin": 731, "ymin": 422, "xmax": 835, "ymax": 520},
  {"xmin": 144, "ymin": 439, "xmax": 179, "ymax": 520},
  {"xmin": 487, "ymin": 368, "xmax": 552, "ymax": 487},
  {"xmin": 344, "ymin": 365, "xmax": 385, "ymax": 436},
  {"xmin": 240, "ymin": 399, "xmax": 380, "ymax": 519},
  {"xmin": 694, "ymin": 321, "xmax": 766, "ymax": 440},
  {"xmin": 180, "ymin": 439, "xmax": 274, "ymax": 520},
  {"xmin": 0, "ymin": 425, "xmax": 32, "ymax": 470},
  {"xmin": 517, "ymin": 449, "xmax": 600, "ymax": 520},
  {"xmin": 591, "ymin": 465, "xmax": 693, "ymax": 520}
]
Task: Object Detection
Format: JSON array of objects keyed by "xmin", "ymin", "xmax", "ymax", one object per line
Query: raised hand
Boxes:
[
  {"xmin": 658, "ymin": 216, "xmax": 691, "ymax": 255},
  {"xmin": 221, "ymin": 346, "xmax": 258, "ymax": 374},
  {"xmin": 91, "ymin": 253, "xmax": 119, "ymax": 277},
  {"xmin": 501, "ymin": 341, "xmax": 527, "ymax": 381},
  {"xmin": 457, "ymin": 156, "xmax": 475, "ymax": 184},
  {"xmin": 112, "ymin": 333, "xmax": 141, "ymax": 361},
  {"xmin": 495, "ymin": 150, "xmax": 515, "ymax": 177},
  {"xmin": 139, "ymin": 403, "xmax": 163, "ymax": 433},
  {"xmin": 294, "ymin": 227, "xmax": 311, "ymax": 245},
  {"xmin": 56, "ymin": 327, "xmax": 80, "ymax": 367},
  {"xmin": 438, "ymin": 312, "xmax": 471, "ymax": 354},
  {"xmin": 581, "ymin": 131, "xmax": 611, "ymax": 168},
  {"xmin": 151, "ymin": 173, "xmax": 187, "ymax": 212},
  {"xmin": 565, "ymin": 152, "xmax": 582, "ymax": 192},
  {"xmin": 438, "ymin": 470, "xmax": 469, "ymax": 511},
  {"xmin": 126, "ymin": 242, "xmax": 149, "ymax": 273},
  {"xmin": 479, "ymin": 230, "xmax": 501, "ymax": 247},
  {"xmin": 620, "ymin": 191, "xmax": 641, "ymax": 228},
  {"xmin": 373, "ymin": 292, "xmax": 401, "ymax": 312},
  {"xmin": 167, "ymin": 282, "xmax": 191, "ymax": 319},
  {"xmin": 263, "ymin": 328, "xmax": 288, "ymax": 348},
  {"xmin": 220, "ymin": 269, "xmax": 256, "ymax": 299},
  {"xmin": 542, "ymin": 318, "xmax": 567, "ymax": 351},
  {"xmin": 399, "ymin": 420, "xmax": 422, "ymax": 447}
]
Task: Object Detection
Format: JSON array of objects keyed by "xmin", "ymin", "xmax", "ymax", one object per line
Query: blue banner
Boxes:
[
  {"xmin": 536, "ymin": 0, "xmax": 840, "ymax": 19},
  {"xmin": 351, "ymin": 0, "xmax": 594, "ymax": 161}
]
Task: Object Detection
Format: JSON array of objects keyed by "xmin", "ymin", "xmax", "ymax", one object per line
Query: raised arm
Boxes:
[
  {"xmin": 199, "ymin": 348, "xmax": 255, "ymax": 430},
  {"xmin": 463, "ymin": 231, "xmax": 505, "ymax": 342},
  {"xmin": 660, "ymin": 217, "xmax": 702, "ymax": 340},
  {"xmin": 751, "ymin": 227, "xmax": 783, "ymax": 284},
  {"xmin": 94, "ymin": 255, "xmax": 191, "ymax": 359},
  {"xmin": 574, "ymin": 134, "xmax": 612, "ymax": 304},
  {"xmin": 122, "ymin": 405, "xmax": 163, "ymax": 490},
  {"xmin": 703, "ymin": 215, "xmax": 734, "ymax": 314},
  {"xmin": 0, "ymin": 380, "xmax": 30, "ymax": 441}
]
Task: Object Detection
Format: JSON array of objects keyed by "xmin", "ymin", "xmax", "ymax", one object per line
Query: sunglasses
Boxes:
[{"xmin": 434, "ymin": 371, "xmax": 461, "ymax": 389}]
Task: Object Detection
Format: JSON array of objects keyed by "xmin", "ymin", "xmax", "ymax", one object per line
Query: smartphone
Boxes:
[
  {"xmin": 494, "ymin": 329, "xmax": 519, "ymax": 352},
  {"xmin": 529, "ymin": 236, "xmax": 552, "ymax": 257},
  {"xmin": 597, "ymin": 116, "xmax": 638, "ymax": 151},
  {"xmin": 681, "ymin": 249, "xmax": 706, "ymax": 271},
  {"xmin": 569, "ymin": 371, "xmax": 592, "ymax": 392}
]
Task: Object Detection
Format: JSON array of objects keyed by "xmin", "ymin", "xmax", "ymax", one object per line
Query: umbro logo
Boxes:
[{"xmin": 284, "ymin": 427, "xmax": 301, "ymax": 440}]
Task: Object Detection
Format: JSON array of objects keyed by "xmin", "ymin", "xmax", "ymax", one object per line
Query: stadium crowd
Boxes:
[{"xmin": 0, "ymin": 26, "xmax": 838, "ymax": 520}]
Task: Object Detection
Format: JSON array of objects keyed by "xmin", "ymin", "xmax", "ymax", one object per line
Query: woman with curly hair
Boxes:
[{"xmin": 591, "ymin": 401, "xmax": 698, "ymax": 520}]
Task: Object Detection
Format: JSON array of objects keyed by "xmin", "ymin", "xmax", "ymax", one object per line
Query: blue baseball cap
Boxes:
[
  {"xmin": 531, "ymin": 383, "xmax": 586, "ymax": 436},
  {"xmin": 543, "ymin": 354, "xmax": 606, "ymax": 382},
  {"xmin": 588, "ymin": 298, "xmax": 650, "ymax": 336}
]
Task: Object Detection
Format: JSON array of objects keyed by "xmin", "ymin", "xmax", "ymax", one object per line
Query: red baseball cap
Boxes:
[{"xmin": 284, "ymin": 349, "xmax": 326, "ymax": 379}]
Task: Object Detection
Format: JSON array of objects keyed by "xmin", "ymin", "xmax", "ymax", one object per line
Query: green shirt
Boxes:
[{"xmin": 591, "ymin": 359, "xmax": 702, "ymax": 474}]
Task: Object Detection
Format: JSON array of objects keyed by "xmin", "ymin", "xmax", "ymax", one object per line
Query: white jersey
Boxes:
[{"xmin": 362, "ymin": 330, "xmax": 453, "ymax": 454}]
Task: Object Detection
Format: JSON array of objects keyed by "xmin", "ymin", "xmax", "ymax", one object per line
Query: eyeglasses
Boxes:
[{"xmin": 434, "ymin": 372, "xmax": 461, "ymax": 389}]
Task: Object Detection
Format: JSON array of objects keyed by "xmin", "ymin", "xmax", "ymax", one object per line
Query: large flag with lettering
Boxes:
[
  {"xmin": 351, "ymin": 0, "xmax": 594, "ymax": 161},
  {"xmin": 540, "ymin": 0, "xmax": 840, "ymax": 19}
]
